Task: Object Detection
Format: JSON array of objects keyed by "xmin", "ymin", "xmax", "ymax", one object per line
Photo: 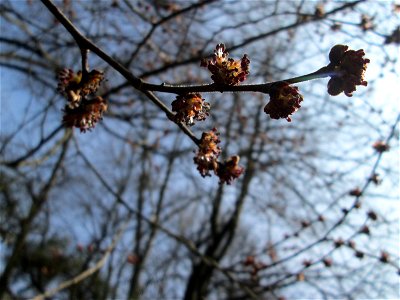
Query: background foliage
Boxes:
[{"xmin": 1, "ymin": 0, "xmax": 399, "ymax": 299}]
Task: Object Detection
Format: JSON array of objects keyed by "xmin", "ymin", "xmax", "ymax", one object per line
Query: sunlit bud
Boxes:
[
  {"xmin": 171, "ymin": 93, "xmax": 210, "ymax": 126},
  {"xmin": 372, "ymin": 141, "xmax": 390, "ymax": 153},
  {"xmin": 201, "ymin": 43, "xmax": 250, "ymax": 85}
]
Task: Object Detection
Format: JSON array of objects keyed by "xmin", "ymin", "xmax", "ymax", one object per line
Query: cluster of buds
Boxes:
[
  {"xmin": 327, "ymin": 44, "xmax": 370, "ymax": 97},
  {"xmin": 62, "ymin": 96, "xmax": 108, "ymax": 132},
  {"xmin": 201, "ymin": 43, "xmax": 250, "ymax": 86},
  {"xmin": 194, "ymin": 128, "xmax": 221, "ymax": 177},
  {"xmin": 171, "ymin": 93, "xmax": 210, "ymax": 126},
  {"xmin": 359, "ymin": 225, "xmax": 370, "ymax": 235},
  {"xmin": 264, "ymin": 82, "xmax": 303, "ymax": 122},
  {"xmin": 58, "ymin": 68, "xmax": 104, "ymax": 106},
  {"xmin": 242, "ymin": 255, "xmax": 267, "ymax": 278},
  {"xmin": 57, "ymin": 68, "xmax": 107, "ymax": 132},
  {"xmin": 193, "ymin": 128, "xmax": 244, "ymax": 184}
]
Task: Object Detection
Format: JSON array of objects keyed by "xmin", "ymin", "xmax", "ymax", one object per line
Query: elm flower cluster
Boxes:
[
  {"xmin": 264, "ymin": 82, "xmax": 303, "ymax": 122},
  {"xmin": 171, "ymin": 93, "xmax": 210, "ymax": 126},
  {"xmin": 193, "ymin": 128, "xmax": 221, "ymax": 177},
  {"xmin": 57, "ymin": 68, "xmax": 107, "ymax": 132},
  {"xmin": 201, "ymin": 43, "xmax": 250, "ymax": 85},
  {"xmin": 57, "ymin": 69, "xmax": 104, "ymax": 107},
  {"xmin": 216, "ymin": 156, "xmax": 244, "ymax": 185},
  {"xmin": 327, "ymin": 45, "xmax": 370, "ymax": 97},
  {"xmin": 62, "ymin": 96, "xmax": 108, "ymax": 133},
  {"xmin": 193, "ymin": 128, "xmax": 244, "ymax": 184}
]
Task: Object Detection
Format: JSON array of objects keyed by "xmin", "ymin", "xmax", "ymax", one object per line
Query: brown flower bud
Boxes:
[
  {"xmin": 216, "ymin": 155, "xmax": 244, "ymax": 185},
  {"xmin": 171, "ymin": 93, "xmax": 210, "ymax": 126},
  {"xmin": 264, "ymin": 82, "xmax": 303, "ymax": 122},
  {"xmin": 63, "ymin": 96, "xmax": 108, "ymax": 132},
  {"xmin": 355, "ymin": 250, "xmax": 364, "ymax": 259},
  {"xmin": 380, "ymin": 251, "xmax": 390, "ymax": 263},
  {"xmin": 329, "ymin": 44, "xmax": 349, "ymax": 65},
  {"xmin": 360, "ymin": 225, "xmax": 370, "ymax": 235},
  {"xmin": 349, "ymin": 188, "xmax": 362, "ymax": 197},
  {"xmin": 301, "ymin": 220, "xmax": 311, "ymax": 228},
  {"xmin": 201, "ymin": 43, "xmax": 250, "ymax": 85},
  {"xmin": 334, "ymin": 238, "xmax": 344, "ymax": 248},
  {"xmin": 323, "ymin": 258, "xmax": 333, "ymax": 267},
  {"xmin": 296, "ymin": 272, "xmax": 305, "ymax": 281},
  {"xmin": 193, "ymin": 128, "xmax": 221, "ymax": 177},
  {"xmin": 367, "ymin": 210, "xmax": 378, "ymax": 221},
  {"xmin": 327, "ymin": 45, "xmax": 370, "ymax": 97},
  {"xmin": 372, "ymin": 141, "xmax": 390, "ymax": 153}
]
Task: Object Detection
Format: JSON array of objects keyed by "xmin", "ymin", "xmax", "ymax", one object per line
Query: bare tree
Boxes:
[{"xmin": 1, "ymin": 0, "xmax": 399, "ymax": 299}]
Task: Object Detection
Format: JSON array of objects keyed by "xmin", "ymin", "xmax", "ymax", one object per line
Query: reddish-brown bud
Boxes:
[
  {"xmin": 355, "ymin": 251, "xmax": 365, "ymax": 259},
  {"xmin": 372, "ymin": 141, "xmax": 390, "ymax": 153},
  {"xmin": 216, "ymin": 155, "xmax": 244, "ymax": 185},
  {"xmin": 296, "ymin": 272, "xmax": 305, "ymax": 281},
  {"xmin": 329, "ymin": 45, "xmax": 349, "ymax": 65},
  {"xmin": 193, "ymin": 128, "xmax": 221, "ymax": 177},
  {"xmin": 360, "ymin": 225, "xmax": 370, "ymax": 235},
  {"xmin": 201, "ymin": 43, "xmax": 250, "ymax": 85},
  {"xmin": 243, "ymin": 255, "xmax": 255, "ymax": 266},
  {"xmin": 264, "ymin": 82, "xmax": 303, "ymax": 122},
  {"xmin": 380, "ymin": 251, "xmax": 390, "ymax": 263},
  {"xmin": 327, "ymin": 45, "xmax": 370, "ymax": 97},
  {"xmin": 57, "ymin": 68, "xmax": 104, "ymax": 105},
  {"xmin": 62, "ymin": 96, "xmax": 108, "ymax": 132},
  {"xmin": 171, "ymin": 93, "xmax": 210, "ymax": 126},
  {"xmin": 323, "ymin": 258, "xmax": 333, "ymax": 267},
  {"xmin": 367, "ymin": 210, "xmax": 378, "ymax": 221},
  {"xmin": 334, "ymin": 238, "xmax": 344, "ymax": 248},
  {"xmin": 349, "ymin": 188, "xmax": 362, "ymax": 197}
]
